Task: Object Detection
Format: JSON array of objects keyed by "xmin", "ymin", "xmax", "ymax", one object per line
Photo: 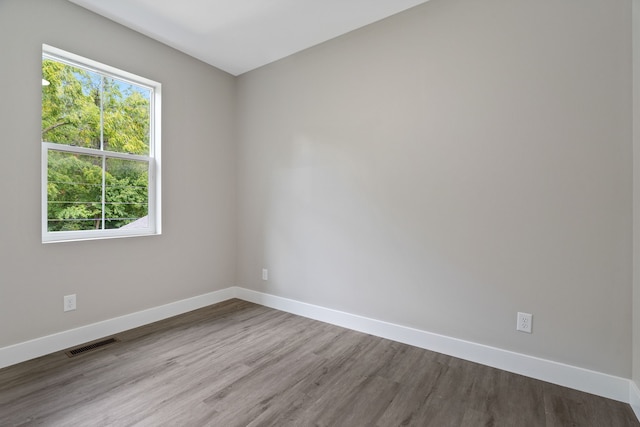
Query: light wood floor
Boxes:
[{"xmin": 0, "ymin": 299, "xmax": 637, "ymax": 426}]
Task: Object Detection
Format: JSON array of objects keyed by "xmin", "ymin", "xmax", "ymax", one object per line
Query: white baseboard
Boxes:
[
  {"xmin": 234, "ymin": 287, "xmax": 633, "ymax": 405},
  {"xmin": 0, "ymin": 285, "xmax": 636, "ymax": 417},
  {"xmin": 0, "ymin": 287, "xmax": 235, "ymax": 370},
  {"xmin": 631, "ymin": 381, "xmax": 640, "ymax": 421}
]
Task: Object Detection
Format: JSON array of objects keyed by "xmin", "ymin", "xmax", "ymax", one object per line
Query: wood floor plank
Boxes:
[
  {"xmin": 0, "ymin": 299, "xmax": 637, "ymax": 426},
  {"xmin": 462, "ymin": 365, "xmax": 546, "ymax": 427},
  {"xmin": 543, "ymin": 382, "xmax": 639, "ymax": 427},
  {"xmin": 375, "ymin": 359, "xmax": 449, "ymax": 426}
]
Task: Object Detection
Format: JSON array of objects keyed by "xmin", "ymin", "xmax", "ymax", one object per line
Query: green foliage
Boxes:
[
  {"xmin": 43, "ymin": 58, "xmax": 151, "ymax": 232},
  {"xmin": 47, "ymin": 152, "xmax": 102, "ymax": 231},
  {"xmin": 42, "ymin": 60, "xmax": 100, "ymax": 147}
]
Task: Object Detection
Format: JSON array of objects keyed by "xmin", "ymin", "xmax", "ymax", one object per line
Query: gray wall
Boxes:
[
  {"xmin": 0, "ymin": 0, "xmax": 236, "ymax": 348},
  {"xmin": 236, "ymin": 0, "xmax": 633, "ymax": 377},
  {"xmin": 634, "ymin": 0, "xmax": 640, "ymax": 388}
]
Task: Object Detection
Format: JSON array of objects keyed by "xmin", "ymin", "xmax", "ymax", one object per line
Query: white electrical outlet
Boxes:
[
  {"xmin": 64, "ymin": 294, "xmax": 76, "ymax": 312},
  {"xmin": 262, "ymin": 268, "xmax": 268, "ymax": 281},
  {"xmin": 516, "ymin": 312, "xmax": 532, "ymax": 333}
]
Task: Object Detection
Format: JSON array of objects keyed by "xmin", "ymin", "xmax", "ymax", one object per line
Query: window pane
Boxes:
[
  {"xmin": 102, "ymin": 77, "xmax": 151, "ymax": 155},
  {"xmin": 105, "ymin": 158, "xmax": 149, "ymax": 230},
  {"xmin": 42, "ymin": 60, "xmax": 151, "ymax": 155},
  {"xmin": 42, "ymin": 59, "xmax": 101, "ymax": 149},
  {"xmin": 47, "ymin": 151, "xmax": 103, "ymax": 231}
]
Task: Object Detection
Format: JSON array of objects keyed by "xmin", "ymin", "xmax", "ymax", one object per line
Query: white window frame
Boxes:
[{"xmin": 42, "ymin": 44, "xmax": 161, "ymax": 243}]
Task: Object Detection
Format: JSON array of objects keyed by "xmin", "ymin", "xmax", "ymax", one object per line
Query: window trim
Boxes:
[{"xmin": 41, "ymin": 44, "xmax": 161, "ymax": 243}]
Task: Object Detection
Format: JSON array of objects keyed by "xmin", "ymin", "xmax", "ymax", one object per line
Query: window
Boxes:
[{"xmin": 41, "ymin": 45, "xmax": 161, "ymax": 243}]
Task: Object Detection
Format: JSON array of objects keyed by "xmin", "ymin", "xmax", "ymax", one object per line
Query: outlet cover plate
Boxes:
[
  {"xmin": 517, "ymin": 312, "xmax": 532, "ymax": 333},
  {"xmin": 64, "ymin": 294, "xmax": 76, "ymax": 312}
]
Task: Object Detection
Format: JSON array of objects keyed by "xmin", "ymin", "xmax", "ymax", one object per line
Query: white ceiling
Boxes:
[{"xmin": 68, "ymin": 0, "xmax": 430, "ymax": 76}]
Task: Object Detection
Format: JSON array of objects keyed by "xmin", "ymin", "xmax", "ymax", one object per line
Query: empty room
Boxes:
[{"xmin": 1, "ymin": 0, "xmax": 640, "ymax": 425}]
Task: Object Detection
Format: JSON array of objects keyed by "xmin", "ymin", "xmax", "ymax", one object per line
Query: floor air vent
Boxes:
[{"xmin": 65, "ymin": 337, "xmax": 119, "ymax": 357}]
